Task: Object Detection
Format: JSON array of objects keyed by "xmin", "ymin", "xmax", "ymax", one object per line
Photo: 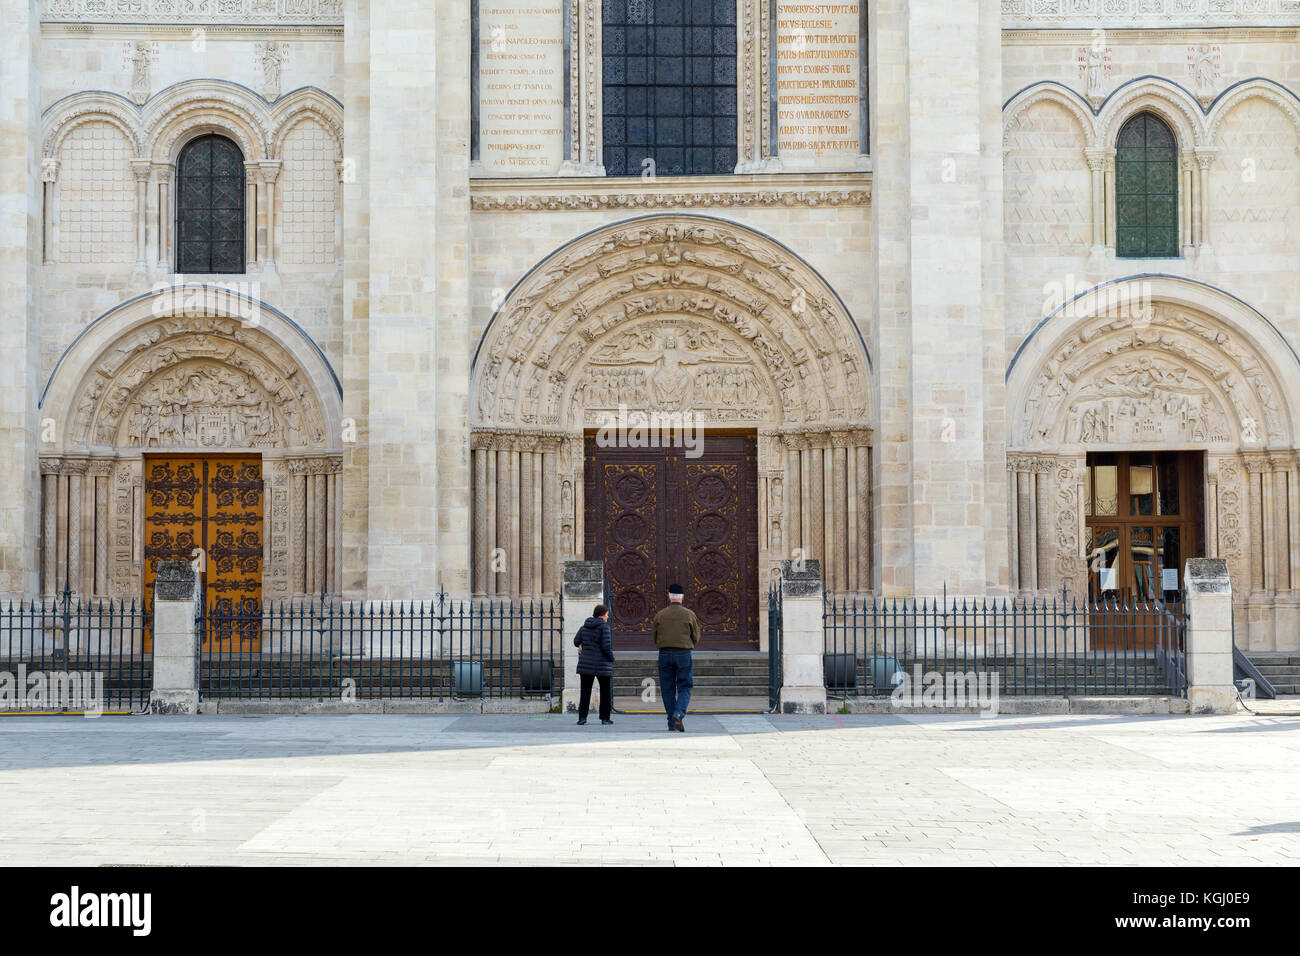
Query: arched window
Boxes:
[
  {"xmin": 1115, "ymin": 112, "xmax": 1178, "ymax": 258},
  {"xmin": 176, "ymin": 134, "xmax": 245, "ymax": 273}
]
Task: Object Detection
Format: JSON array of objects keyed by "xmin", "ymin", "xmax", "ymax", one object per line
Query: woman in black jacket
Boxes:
[{"xmin": 574, "ymin": 605, "xmax": 615, "ymax": 725}]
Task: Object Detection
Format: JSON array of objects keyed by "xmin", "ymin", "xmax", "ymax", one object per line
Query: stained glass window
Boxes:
[
  {"xmin": 1115, "ymin": 112, "xmax": 1178, "ymax": 259},
  {"xmin": 601, "ymin": 0, "xmax": 738, "ymax": 176},
  {"xmin": 176, "ymin": 134, "xmax": 246, "ymax": 274}
]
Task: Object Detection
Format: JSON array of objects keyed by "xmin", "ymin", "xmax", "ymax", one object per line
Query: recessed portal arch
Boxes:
[{"xmin": 470, "ymin": 214, "xmax": 874, "ymax": 641}]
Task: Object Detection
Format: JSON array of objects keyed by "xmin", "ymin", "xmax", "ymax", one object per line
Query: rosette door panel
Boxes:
[
  {"xmin": 584, "ymin": 433, "xmax": 757, "ymax": 649},
  {"xmin": 143, "ymin": 455, "xmax": 263, "ymax": 651}
]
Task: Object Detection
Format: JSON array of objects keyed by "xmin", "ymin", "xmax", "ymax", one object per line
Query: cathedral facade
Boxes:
[{"xmin": 3, "ymin": 0, "xmax": 1300, "ymax": 651}]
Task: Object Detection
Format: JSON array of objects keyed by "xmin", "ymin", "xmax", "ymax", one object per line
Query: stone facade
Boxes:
[{"xmin": 2, "ymin": 0, "xmax": 1299, "ymax": 650}]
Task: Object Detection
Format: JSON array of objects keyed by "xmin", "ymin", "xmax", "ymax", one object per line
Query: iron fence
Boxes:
[
  {"xmin": 822, "ymin": 588, "xmax": 1187, "ymax": 698},
  {"xmin": 767, "ymin": 580, "xmax": 783, "ymax": 709},
  {"xmin": 0, "ymin": 590, "xmax": 152, "ymax": 712},
  {"xmin": 199, "ymin": 593, "xmax": 563, "ymax": 701}
]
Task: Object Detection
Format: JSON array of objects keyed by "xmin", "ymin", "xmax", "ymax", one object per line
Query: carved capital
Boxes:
[{"xmin": 41, "ymin": 158, "xmax": 60, "ymax": 184}]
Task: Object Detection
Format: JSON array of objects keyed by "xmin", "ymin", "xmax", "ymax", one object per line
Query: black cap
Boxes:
[{"xmin": 668, "ymin": 583, "xmax": 684, "ymax": 595}]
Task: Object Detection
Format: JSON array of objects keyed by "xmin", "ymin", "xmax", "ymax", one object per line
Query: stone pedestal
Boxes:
[
  {"xmin": 1184, "ymin": 558, "xmax": 1237, "ymax": 715},
  {"xmin": 561, "ymin": 561, "xmax": 603, "ymax": 714},
  {"xmin": 777, "ymin": 559, "xmax": 827, "ymax": 714},
  {"xmin": 149, "ymin": 560, "xmax": 200, "ymax": 715}
]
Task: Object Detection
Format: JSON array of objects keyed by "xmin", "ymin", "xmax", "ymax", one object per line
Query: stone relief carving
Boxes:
[
  {"xmin": 1064, "ymin": 357, "xmax": 1232, "ymax": 445},
  {"xmin": 123, "ymin": 362, "xmax": 283, "ymax": 449},
  {"xmin": 1003, "ymin": 0, "xmax": 1300, "ymax": 26},
  {"xmin": 126, "ymin": 41, "xmax": 156, "ymax": 107},
  {"xmin": 1019, "ymin": 304, "xmax": 1285, "ymax": 448},
  {"xmin": 68, "ymin": 314, "xmax": 328, "ymax": 450},
  {"xmin": 472, "ymin": 217, "xmax": 871, "ymax": 433},
  {"xmin": 575, "ymin": 321, "xmax": 773, "ymax": 421},
  {"xmin": 43, "ymin": 0, "xmax": 343, "ymax": 22},
  {"xmin": 258, "ymin": 41, "xmax": 287, "ymax": 102}
]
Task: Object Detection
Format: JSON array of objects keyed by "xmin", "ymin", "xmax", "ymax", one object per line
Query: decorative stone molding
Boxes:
[
  {"xmin": 1000, "ymin": 0, "xmax": 1300, "ymax": 28},
  {"xmin": 41, "ymin": 0, "xmax": 344, "ymax": 24},
  {"xmin": 471, "ymin": 177, "xmax": 872, "ymax": 210}
]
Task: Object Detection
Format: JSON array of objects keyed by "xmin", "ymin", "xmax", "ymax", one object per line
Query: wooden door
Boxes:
[
  {"xmin": 584, "ymin": 433, "xmax": 758, "ymax": 648},
  {"xmin": 143, "ymin": 455, "xmax": 263, "ymax": 651},
  {"xmin": 1083, "ymin": 451, "xmax": 1201, "ymax": 649}
]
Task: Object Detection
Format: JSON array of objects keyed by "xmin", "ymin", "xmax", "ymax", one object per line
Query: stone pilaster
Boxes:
[
  {"xmin": 870, "ymin": 0, "xmax": 1007, "ymax": 594},
  {"xmin": 0, "ymin": 0, "xmax": 41, "ymax": 599}
]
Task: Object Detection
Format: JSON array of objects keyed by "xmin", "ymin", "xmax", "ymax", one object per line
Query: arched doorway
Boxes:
[
  {"xmin": 38, "ymin": 288, "xmax": 344, "ymax": 615},
  {"xmin": 1007, "ymin": 276, "xmax": 1300, "ymax": 651},
  {"xmin": 471, "ymin": 215, "xmax": 873, "ymax": 648}
]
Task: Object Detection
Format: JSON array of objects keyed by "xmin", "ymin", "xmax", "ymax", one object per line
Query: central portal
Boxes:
[{"xmin": 584, "ymin": 432, "xmax": 758, "ymax": 649}]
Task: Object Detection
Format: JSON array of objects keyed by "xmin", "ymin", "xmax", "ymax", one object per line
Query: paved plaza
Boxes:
[{"xmin": 1, "ymin": 711, "xmax": 1299, "ymax": 866}]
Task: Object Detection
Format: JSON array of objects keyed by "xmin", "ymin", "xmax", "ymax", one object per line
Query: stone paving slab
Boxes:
[{"xmin": 0, "ymin": 711, "xmax": 1297, "ymax": 865}]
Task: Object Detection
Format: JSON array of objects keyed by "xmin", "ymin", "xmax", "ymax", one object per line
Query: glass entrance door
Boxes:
[{"xmin": 1083, "ymin": 451, "xmax": 1201, "ymax": 605}]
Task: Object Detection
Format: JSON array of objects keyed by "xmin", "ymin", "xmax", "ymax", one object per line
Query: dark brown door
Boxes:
[
  {"xmin": 584, "ymin": 433, "xmax": 758, "ymax": 649},
  {"xmin": 1083, "ymin": 450, "xmax": 1202, "ymax": 649}
]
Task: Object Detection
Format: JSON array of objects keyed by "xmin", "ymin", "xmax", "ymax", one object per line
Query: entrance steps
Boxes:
[
  {"xmin": 610, "ymin": 651, "xmax": 769, "ymax": 701},
  {"xmin": 1245, "ymin": 653, "xmax": 1300, "ymax": 696}
]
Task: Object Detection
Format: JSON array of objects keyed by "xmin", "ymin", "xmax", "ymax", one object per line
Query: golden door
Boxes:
[{"xmin": 143, "ymin": 456, "xmax": 263, "ymax": 651}]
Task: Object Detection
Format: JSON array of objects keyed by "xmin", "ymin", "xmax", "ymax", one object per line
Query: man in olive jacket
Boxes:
[{"xmin": 653, "ymin": 583, "xmax": 701, "ymax": 732}]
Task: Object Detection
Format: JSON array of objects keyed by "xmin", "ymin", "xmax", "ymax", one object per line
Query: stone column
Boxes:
[
  {"xmin": 67, "ymin": 468, "xmax": 82, "ymax": 596},
  {"xmin": 1084, "ymin": 148, "xmax": 1106, "ymax": 256},
  {"xmin": 259, "ymin": 161, "xmax": 281, "ymax": 268},
  {"xmin": 149, "ymin": 560, "xmax": 201, "ymax": 715},
  {"xmin": 541, "ymin": 441, "xmax": 557, "ymax": 594},
  {"xmin": 313, "ymin": 469, "xmax": 327, "ymax": 594},
  {"xmin": 473, "ymin": 443, "xmax": 488, "ymax": 597},
  {"xmin": 244, "ymin": 164, "xmax": 259, "ymax": 271},
  {"xmin": 561, "ymin": 560, "xmax": 603, "ymax": 714},
  {"xmin": 41, "ymin": 470, "xmax": 57, "ymax": 595},
  {"xmin": 157, "ymin": 165, "xmax": 172, "ymax": 271},
  {"xmin": 1195, "ymin": 150, "xmax": 1215, "ymax": 256},
  {"xmin": 495, "ymin": 445, "xmax": 510, "ymax": 595},
  {"xmin": 519, "ymin": 445, "xmax": 535, "ymax": 596},
  {"xmin": 1179, "ymin": 155, "xmax": 1195, "ymax": 255},
  {"xmin": 93, "ymin": 469, "xmax": 108, "ymax": 597},
  {"xmin": 41, "ymin": 159, "xmax": 57, "ymax": 265},
  {"xmin": 776, "ymin": 558, "xmax": 826, "ymax": 714},
  {"xmin": 131, "ymin": 159, "xmax": 151, "ymax": 269},
  {"xmin": 1184, "ymin": 557, "xmax": 1236, "ymax": 715},
  {"xmin": 1103, "ymin": 152, "xmax": 1116, "ymax": 249},
  {"xmin": 831, "ymin": 436, "xmax": 848, "ymax": 592}
]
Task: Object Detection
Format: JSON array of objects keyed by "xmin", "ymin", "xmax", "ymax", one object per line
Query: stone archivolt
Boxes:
[
  {"xmin": 473, "ymin": 217, "xmax": 869, "ymax": 433},
  {"xmin": 69, "ymin": 314, "xmax": 327, "ymax": 452},
  {"xmin": 1017, "ymin": 304, "xmax": 1288, "ymax": 450}
]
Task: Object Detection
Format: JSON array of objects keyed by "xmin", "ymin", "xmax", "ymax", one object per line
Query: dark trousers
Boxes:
[
  {"xmin": 578, "ymin": 673, "xmax": 612, "ymax": 721},
  {"xmin": 658, "ymin": 649, "xmax": 694, "ymax": 726}
]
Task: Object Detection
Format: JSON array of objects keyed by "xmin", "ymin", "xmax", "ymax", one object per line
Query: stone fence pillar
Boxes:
[
  {"xmin": 561, "ymin": 561, "xmax": 603, "ymax": 714},
  {"xmin": 1184, "ymin": 557, "xmax": 1237, "ymax": 715},
  {"xmin": 777, "ymin": 559, "xmax": 827, "ymax": 714},
  {"xmin": 149, "ymin": 560, "xmax": 201, "ymax": 715}
]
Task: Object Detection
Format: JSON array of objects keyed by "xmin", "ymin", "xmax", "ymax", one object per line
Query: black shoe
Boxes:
[
  {"xmin": 674, "ymin": 715, "xmax": 685, "ymax": 733},
  {"xmin": 601, "ymin": 718, "xmax": 614, "ymax": 725},
  {"xmin": 576, "ymin": 718, "xmax": 587, "ymax": 725}
]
